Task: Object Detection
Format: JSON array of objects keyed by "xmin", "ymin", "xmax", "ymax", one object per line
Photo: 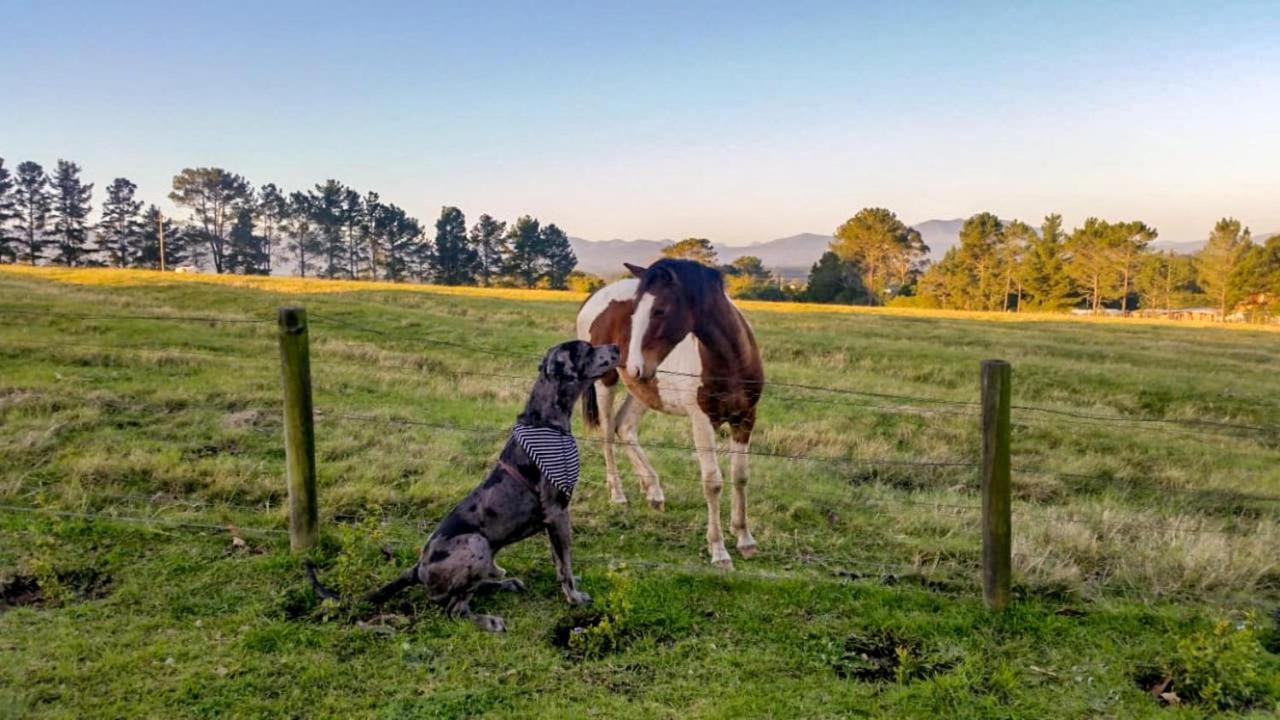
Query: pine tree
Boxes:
[
  {"xmin": 1135, "ymin": 250, "xmax": 1194, "ymax": 312},
  {"xmin": 661, "ymin": 237, "xmax": 718, "ymax": 266},
  {"xmin": 169, "ymin": 167, "xmax": 253, "ymax": 273},
  {"xmin": 954, "ymin": 212, "xmax": 1004, "ymax": 310},
  {"xmin": 361, "ymin": 192, "xmax": 384, "ymax": 278},
  {"xmin": 918, "ymin": 248, "xmax": 971, "ymax": 308},
  {"xmin": 136, "ymin": 205, "xmax": 186, "ymax": 269},
  {"xmin": 433, "ymin": 206, "xmax": 477, "ymax": 285},
  {"xmin": 1113, "ymin": 221, "xmax": 1157, "ymax": 312},
  {"xmin": 308, "ymin": 180, "xmax": 346, "ymax": 278},
  {"xmin": 13, "ymin": 162, "xmax": 52, "ymax": 265},
  {"xmin": 1066, "ymin": 217, "xmax": 1122, "ymax": 312},
  {"xmin": 256, "ymin": 183, "xmax": 289, "ymax": 275},
  {"xmin": 0, "ymin": 159, "xmax": 17, "ymax": 263},
  {"xmin": 1198, "ymin": 218, "xmax": 1253, "ymax": 318},
  {"xmin": 999, "ymin": 220, "xmax": 1035, "ymax": 311},
  {"xmin": 226, "ymin": 205, "xmax": 270, "ymax": 274},
  {"xmin": 1020, "ymin": 214, "xmax": 1073, "ymax": 311},
  {"xmin": 469, "ymin": 213, "xmax": 507, "ymax": 286},
  {"xmin": 540, "ymin": 222, "xmax": 576, "ymax": 289},
  {"xmin": 803, "ymin": 251, "xmax": 869, "ymax": 304},
  {"xmin": 98, "ymin": 178, "xmax": 144, "ymax": 267},
  {"xmin": 505, "ymin": 215, "xmax": 543, "ymax": 287},
  {"xmin": 340, "ymin": 188, "xmax": 364, "ymax": 278},
  {"xmin": 48, "ymin": 160, "xmax": 94, "ymax": 266},
  {"xmin": 379, "ymin": 203, "xmax": 422, "ymax": 282},
  {"xmin": 831, "ymin": 208, "xmax": 926, "ymax": 304},
  {"xmin": 284, "ymin": 192, "xmax": 321, "ymax": 278}
]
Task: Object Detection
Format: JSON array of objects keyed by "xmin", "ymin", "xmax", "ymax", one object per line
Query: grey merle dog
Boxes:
[{"xmin": 307, "ymin": 340, "xmax": 621, "ymax": 632}]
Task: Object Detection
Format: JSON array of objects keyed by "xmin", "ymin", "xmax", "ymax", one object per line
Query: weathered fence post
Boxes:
[
  {"xmin": 278, "ymin": 307, "xmax": 318, "ymax": 551},
  {"xmin": 980, "ymin": 359, "xmax": 1012, "ymax": 611}
]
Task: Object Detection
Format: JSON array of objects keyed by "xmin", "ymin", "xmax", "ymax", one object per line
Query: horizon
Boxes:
[{"xmin": 3, "ymin": 1, "xmax": 1278, "ymax": 246}]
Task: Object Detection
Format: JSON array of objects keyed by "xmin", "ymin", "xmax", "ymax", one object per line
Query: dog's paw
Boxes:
[
  {"xmin": 566, "ymin": 590, "xmax": 593, "ymax": 606},
  {"xmin": 474, "ymin": 614, "xmax": 507, "ymax": 633}
]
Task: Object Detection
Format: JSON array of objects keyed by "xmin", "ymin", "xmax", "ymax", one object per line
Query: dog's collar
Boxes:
[{"xmin": 511, "ymin": 423, "xmax": 579, "ymax": 498}]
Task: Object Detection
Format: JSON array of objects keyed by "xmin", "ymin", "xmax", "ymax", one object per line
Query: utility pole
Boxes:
[{"xmin": 157, "ymin": 210, "xmax": 167, "ymax": 272}]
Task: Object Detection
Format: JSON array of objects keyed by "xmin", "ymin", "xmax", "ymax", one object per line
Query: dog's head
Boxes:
[{"xmin": 539, "ymin": 340, "xmax": 620, "ymax": 384}]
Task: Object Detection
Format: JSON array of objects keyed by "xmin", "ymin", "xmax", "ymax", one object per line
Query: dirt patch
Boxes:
[
  {"xmin": 550, "ymin": 609, "xmax": 610, "ymax": 650},
  {"xmin": 832, "ymin": 568, "xmax": 964, "ymax": 594},
  {"xmin": 828, "ymin": 629, "xmax": 953, "ymax": 683},
  {"xmin": 579, "ymin": 662, "xmax": 657, "ymax": 695},
  {"xmin": 0, "ymin": 575, "xmax": 42, "ymax": 608},
  {"xmin": 0, "ymin": 568, "xmax": 113, "ymax": 611},
  {"xmin": 845, "ymin": 469, "xmax": 931, "ymax": 492},
  {"xmin": 184, "ymin": 439, "xmax": 242, "ymax": 459},
  {"xmin": 222, "ymin": 409, "xmax": 264, "ymax": 429},
  {"xmin": 549, "ymin": 608, "xmax": 634, "ymax": 659}
]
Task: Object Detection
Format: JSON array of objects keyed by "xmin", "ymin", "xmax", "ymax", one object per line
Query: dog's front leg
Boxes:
[{"xmin": 545, "ymin": 509, "xmax": 591, "ymax": 606}]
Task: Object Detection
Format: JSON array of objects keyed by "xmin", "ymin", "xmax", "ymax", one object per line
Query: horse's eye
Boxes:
[{"xmin": 652, "ymin": 308, "xmax": 666, "ymax": 318}]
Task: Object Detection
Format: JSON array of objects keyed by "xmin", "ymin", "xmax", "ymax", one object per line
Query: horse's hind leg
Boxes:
[
  {"xmin": 615, "ymin": 394, "xmax": 665, "ymax": 511},
  {"xmin": 689, "ymin": 408, "xmax": 731, "ymax": 568},
  {"xmin": 596, "ymin": 380, "xmax": 627, "ymax": 504},
  {"xmin": 729, "ymin": 422, "xmax": 758, "ymax": 558}
]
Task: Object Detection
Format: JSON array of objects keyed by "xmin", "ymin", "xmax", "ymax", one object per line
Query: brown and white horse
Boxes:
[{"xmin": 576, "ymin": 259, "xmax": 764, "ymax": 568}]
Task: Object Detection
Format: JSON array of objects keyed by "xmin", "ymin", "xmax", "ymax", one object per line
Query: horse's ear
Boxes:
[
  {"xmin": 623, "ymin": 262, "xmax": 647, "ymax": 279},
  {"xmin": 653, "ymin": 264, "xmax": 679, "ymax": 287}
]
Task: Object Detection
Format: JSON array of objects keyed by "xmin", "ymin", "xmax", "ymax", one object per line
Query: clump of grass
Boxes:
[
  {"xmin": 1157, "ymin": 614, "xmax": 1278, "ymax": 711},
  {"xmin": 554, "ymin": 564, "xmax": 635, "ymax": 659},
  {"xmin": 826, "ymin": 629, "xmax": 954, "ymax": 683}
]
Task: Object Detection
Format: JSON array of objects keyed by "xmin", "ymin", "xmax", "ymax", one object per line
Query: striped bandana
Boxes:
[{"xmin": 511, "ymin": 423, "xmax": 580, "ymax": 498}]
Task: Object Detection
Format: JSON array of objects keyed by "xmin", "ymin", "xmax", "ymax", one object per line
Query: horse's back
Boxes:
[{"xmin": 576, "ymin": 278, "xmax": 638, "ymax": 341}]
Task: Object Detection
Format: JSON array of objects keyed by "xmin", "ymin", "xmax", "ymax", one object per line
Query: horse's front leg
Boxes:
[
  {"xmin": 615, "ymin": 395, "xmax": 665, "ymax": 511},
  {"xmin": 689, "ymin": 409, "xmax": 731, "ymax": 568},
  {"xmin": 729, "ymin": 423, "xmax": 758, "ymax": 558},
  {"xmin": 596, "ymin": 381, "xmax": 627, "ymax": 504}
]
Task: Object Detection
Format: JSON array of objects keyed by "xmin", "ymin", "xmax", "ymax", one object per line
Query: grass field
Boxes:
[{"xmin": 1, "ymin": 266, "xmax": 1278, "ymax": 718}]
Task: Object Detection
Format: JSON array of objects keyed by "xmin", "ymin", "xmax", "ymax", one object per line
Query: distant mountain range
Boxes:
[
  {"xmin": 569, "ymin": 220, "xmax": 970, "ymax": 279},
  {"xmin": 570, "ymin": 222, "xmax": 1275, "ymax": 280}
]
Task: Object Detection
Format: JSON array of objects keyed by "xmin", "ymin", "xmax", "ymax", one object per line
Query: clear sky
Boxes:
[{"xmin": 2, "ymin": 0, "xmax": 1277, "ymax": 245}]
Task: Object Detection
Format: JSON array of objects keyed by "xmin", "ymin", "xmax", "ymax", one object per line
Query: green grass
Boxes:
[{"xmin": 1, "ymin": 267, "xmax": 1278, "ymax": 718}]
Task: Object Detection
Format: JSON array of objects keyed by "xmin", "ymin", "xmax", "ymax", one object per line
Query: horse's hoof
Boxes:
[
  {"xmin": 501, "ymin": 578, "xmax": 526, "ymax": 593},
  {"xmin": 648, "ymin": 498, "xmax": 665, "ymax": 512},
  {"xmin": 710, "ymin": 545, "xmax": 733, "ymax": 569},
  {"xmin": 737, "ymin": 543, "xmax": 758, "ymax": 559},
  {"xmin": 609, "ymin": 495, "xmax": 628, "ymax": 505}
]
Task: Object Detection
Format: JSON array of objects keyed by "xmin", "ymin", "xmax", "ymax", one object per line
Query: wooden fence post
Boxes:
[
  {"xmin": 980, "ymin": 359, "xmax": 1012, "ymax": 611},
  {"xmin": 278, "ymin": 307, "xmax": 318, "ymax": 551}
]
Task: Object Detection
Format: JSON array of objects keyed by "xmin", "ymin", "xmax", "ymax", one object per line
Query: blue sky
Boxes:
[{"xmin": 2, "ymin": 0, "xmax": 1277, "ymax": 245}]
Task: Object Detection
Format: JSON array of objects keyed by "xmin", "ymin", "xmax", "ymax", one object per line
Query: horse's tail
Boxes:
[{"xmin": 582, "ymin": 383, "xmax": 600, "ymax": 430}]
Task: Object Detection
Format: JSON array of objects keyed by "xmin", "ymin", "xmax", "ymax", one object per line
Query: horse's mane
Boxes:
[{"xmin": 639, "ymin": 258, "xmax": 725, "ymax": 310}]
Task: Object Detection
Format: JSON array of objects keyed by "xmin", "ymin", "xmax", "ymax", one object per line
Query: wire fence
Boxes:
[{"xmin": 2, "ymin": 302, "xmax": 1279, "ymax": 600}]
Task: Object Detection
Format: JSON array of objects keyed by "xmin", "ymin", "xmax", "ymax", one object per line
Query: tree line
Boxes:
[
  {"xmin": 0, "ymin": 158, "xmax": 579, "ymax": 289},
  {"xmin": 795, "ymin": 208, "xmax": 1279, "ymax": 319}
]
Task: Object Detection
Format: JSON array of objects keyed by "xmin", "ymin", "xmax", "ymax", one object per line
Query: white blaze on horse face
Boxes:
[{"xmin": 627, "ymin": 292, "xmax": 655, "ymax": 378}]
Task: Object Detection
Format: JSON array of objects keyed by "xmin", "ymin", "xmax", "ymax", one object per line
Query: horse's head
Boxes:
[{"xmin": 622, "ymin": 259, "xmax": 723, "ymax": 380}]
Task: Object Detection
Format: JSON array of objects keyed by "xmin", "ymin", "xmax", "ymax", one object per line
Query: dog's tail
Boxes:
[
  {"xmin": 582, "ymin": 383, "xmax": 600, "ymax": 430},
  {"xmin": 304, "ymin": 559, "xmax": 341, "ymax": 601},
  {"xmin": 304, "ymin": 559, "xmax": 420, "ymax": 606}
]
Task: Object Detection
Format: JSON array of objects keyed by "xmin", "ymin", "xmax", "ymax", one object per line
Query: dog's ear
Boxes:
[{"xmin": 541, "ymin": 346, "xmax": 576, "ymax": 379}]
